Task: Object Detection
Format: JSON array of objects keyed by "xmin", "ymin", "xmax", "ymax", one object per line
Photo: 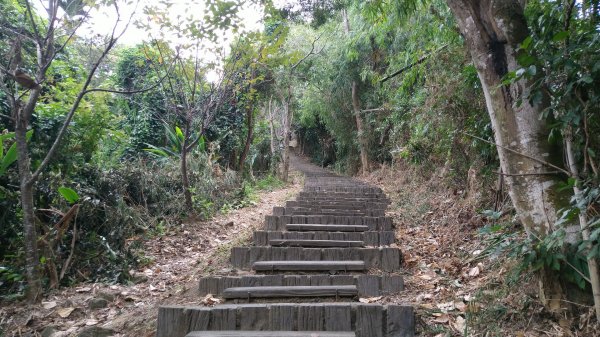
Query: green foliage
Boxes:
[
  {"xmin": 255, "ymin": 174, "xmax": 285, "ymax": 191},
  {"xmin": 0, "ymin": 130, "xmax": 32, "ymax": 177},
  {"xmin": 57, "ymin": 187, "xmax": 80, "ymax": 204}
]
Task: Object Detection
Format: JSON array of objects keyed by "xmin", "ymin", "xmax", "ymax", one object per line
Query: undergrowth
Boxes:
[{"xmin": 0, "ymin": 155, "xmax": 280, "ymax": 300}]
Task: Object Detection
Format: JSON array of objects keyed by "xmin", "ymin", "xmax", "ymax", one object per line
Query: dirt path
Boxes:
[{"xmin": 0, "ymin": 172, "xmax": 303, "ymax": 337}]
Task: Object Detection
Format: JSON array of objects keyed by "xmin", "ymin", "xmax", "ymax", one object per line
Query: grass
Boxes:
[{"xmin": 254, "ymin": 174, "xmax": 286, "ymax": 191}]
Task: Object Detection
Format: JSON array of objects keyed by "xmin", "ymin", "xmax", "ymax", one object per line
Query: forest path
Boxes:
[{"xmin": 156, "ymin": 154, "xmax": 413, "ymax": 337}]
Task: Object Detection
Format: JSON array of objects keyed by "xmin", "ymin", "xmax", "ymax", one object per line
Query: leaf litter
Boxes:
[{"xmin": 360, "ymin": 163, "xmax": 599, "ymax": 336}]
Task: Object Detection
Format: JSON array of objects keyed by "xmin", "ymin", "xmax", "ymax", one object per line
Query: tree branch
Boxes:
[
  {"xmin": 23, "ymin": 0, "xmax": 42, "ymax": 45},
  {"xmin": 494, "ymin": 170, "xmax": 562, "ymax": 177},
  {"xmin": 291, "ymin": 32, "xmax": 323, "ymax": 71},
  {"xmin": 28, "ymin": 5, "xmax": 131, "ymax": 184},
  {"xmin": 380, "ymin": 44, "xmax": 448, "ymax": 83},
  {"xmin": 461, "ymin": 131, "xmax": 570, "ymax": 176},
  {"xmin": 83, "ymin": 71, "xmax": 170, "ymax": 95}
]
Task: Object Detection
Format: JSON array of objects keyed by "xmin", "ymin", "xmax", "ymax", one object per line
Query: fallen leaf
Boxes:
[
  {"xmin": 437, "ymin": 301, "xmax": 455, "ymax": 311},
  {"xmin": 57, "ymin": 307, "xmax": 75, "ymax": 318},
  {"xmin": 358, "ymin": 296, "xmax": 383, "ymax": 303},
  {"xmin": 42, "ymin": 301, "xmax": 57, "ymax": 309},
  {"xmin": 76, "ymin": 286, "xmax": 91, "ymax": 293},
  {"xmin": 454, "ymin": 301, "xmax": 467, "ymax": 312},
  {"xmin": 468, "ymin": 266, "xmax": 480, "ymax": 277},
  {"xmin": 85, "ymin": 319, "xmax": 99, "ymax": 326},
  {"xmin": 200, "ymin": 294, "xmax": 221, "ymax": 306},
  {"xmin": 453, "ymin": 315, "xmax": 466, "ymax": 332},
  {"xmin": 433, "ymin": 314, "xmax": 450, "ymax": 323}
]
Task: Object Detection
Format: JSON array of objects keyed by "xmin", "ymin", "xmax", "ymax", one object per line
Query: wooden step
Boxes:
[
  {"xmin": 157, "ymin": 303, "xmax": 415, "ymax": 337},
  {"xmin": 222, "ymin": 285, "xmax": 358, "ymax": 299},
  {"xmin": 286, "ymin": 224, "xmax": 369, "ymax": 232},
  {"xmin": 188, "ymin": 332, "xmax": 355, "ymax": 337},
  {"xmin": 199, "ymin": 275, "xmax": 404, "ymax": 297},
  {"xmin": 253, "ymin": 231, "xmax": 395, "ymax": 246},
  {"xmin": 269, "ymin": 239, "xmax": 364, "ymax": 247},
  {"xmin": 264, "ymin": 215, "xmax": 393, "ymax": 231},
  {"xmin": 253, "ymin": 260, "xmax": 365, "ymax": 272},
  {"xmin": 231, "ymin": 247, "xmax": 402, "ymax": 271}
]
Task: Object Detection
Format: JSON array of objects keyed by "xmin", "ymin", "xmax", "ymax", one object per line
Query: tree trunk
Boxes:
[
  {"xmin": 343, "ymin": 9, "xmax": 369, "ymax": 175},
  {"xmin": 281, "ymin": 89, "xmax": 291, "ymax": 182},
  {"xmin": 181, "ymin": 122, "xmax": 192, "ymax": 211},
  {"xmin": 446, "ymin": 0, "xmax": 570, "ymax": 311},
  {"xmin": 565, "ymin": 128, "xmax": 600, "ymax": 321},
  {"xmin": 15, "ymin": 95, "xmax": 42, "ymax": 302},
  {"xmin": 268, "ymin": 96, "xmax": 278, "ymax": 175},
  {"xmin": 268, "ymin": 96, "xmax": 276, "ymax": 156},
  {"xmin": 352, "ymin": 81, "xmax": 369, "ymax": 175},
  {"xmin": 238, "ymin": 104, "xmax": 254, "ymax": 172}
]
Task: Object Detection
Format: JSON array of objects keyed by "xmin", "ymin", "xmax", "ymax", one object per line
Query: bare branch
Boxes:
[
  {"xmin": 23, "ymin": 0, "xmax": 42, "ymax": 44},
  {"xmin": 51, "ymin": 8, "xmax": 93, "ymax": 61},
  {"xmin": 291, "ymin": 32, "xmax": 323, "ymax": 71},
  {"xmin": 29, "ymin": 4, "xmax": 134, "ymax": 184},
  {"xmin": 83, "ymin": 71, "xmax": 170, "ymax": 95}
]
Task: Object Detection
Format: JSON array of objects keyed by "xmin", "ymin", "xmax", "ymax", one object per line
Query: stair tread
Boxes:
[
  {"xmin": 253, "ymin": 260, "xmax": 365, "ymax": 271},
  {"xmin": 286, "ymin": 224, "xmax": 369, "ymax": 232},
  {"xmin": 223, "ymin": 285, "xmax": 358, "ymax": 298},
  {"xmin": 187, "ymin": 332, "xmax": 355, "ymax": 337},
  {"xmin": 269, "ymin": 239, "xmax": 364, "ymax": 247}
]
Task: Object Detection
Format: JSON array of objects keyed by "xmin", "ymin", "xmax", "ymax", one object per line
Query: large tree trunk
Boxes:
[
  {"xmin": 352, "ymin": 81, "xmax": 369, "ymax": 175},
  {"xmin": 446, "ymin": 0, "xmax": 571, "ymax": 311}
]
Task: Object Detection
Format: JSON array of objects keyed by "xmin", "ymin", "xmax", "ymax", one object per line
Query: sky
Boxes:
[{"xmin": 33, "ymin": 0, "xmax": 266, "ymax": 47}]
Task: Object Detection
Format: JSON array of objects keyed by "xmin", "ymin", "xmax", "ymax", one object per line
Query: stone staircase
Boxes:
[{"xmin": 156, "ymin": 156, "xmax": 414, "ymax": 337}]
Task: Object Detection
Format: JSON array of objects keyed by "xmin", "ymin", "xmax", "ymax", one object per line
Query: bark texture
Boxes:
[
  {"xmin": 15, "ymin": 87, "xmax": 43, "ymax": 301},
  {"xmin": 446, "ymin": 0, "xmax": 570, "ymax": 310},
  {"xmin": 181, "ymin": 122, "xmax": 192, "ymax": 211},
  {"xmin": 281, "ymin": 85, "xmax": 292, "ymax": 182},
  {"xmin": 352, "ymin": 81, "xmax": 370, "ymax": 175},
  {"xmin": 238, "ymin": 104, "xmax": 254, "ymax": 172}
]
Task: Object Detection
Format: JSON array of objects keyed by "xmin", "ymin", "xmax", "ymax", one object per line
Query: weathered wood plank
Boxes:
[
  {"xmin": 324, "ymin": 305, "xmax": 352, "ymax": 331},
  {"xmin": 270, "ymin": 304, "xmax": 296, "ymax": 330},
  {"xmin": 240, "ymin": 305, "xmax": 269, "ymax": 330},
  {"xmin": 286, "ymin": 224, "xmax": 369, "ymax": 232},
  {"xmin": 381, "ymin": 275, "xmax": 404, "ymax": 294},
  {"xmin": 269, "ymin": 239, "xmax": 364, "ymax": 248},
  {"xmin": 298, "ymin": 303, "xmax": 324, "ymax": 330},
  {"xmin": 222, "ymin": 285, "xmax": 358, "ymax": 299},
  {"xmin": 356, "ymin": 305, "xmax": 383, "ymax": 337},
  {"xmin": 208, "ymin": 307, "xmax": 237, "ymax": 330},
  {"xmin": 187, "ymin": 332, "xmax": 356, "ymax": 337},
  {"xmin": 357, "ymin": 275, "xmax": 380, "ymax": 297},
  {"xmin": 253, "ymin": 260, "xmax": 365, "ymax": 272},
  {"xmin": 386, "ymin": 305, "xmax": 414, "ymax": 337}
]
